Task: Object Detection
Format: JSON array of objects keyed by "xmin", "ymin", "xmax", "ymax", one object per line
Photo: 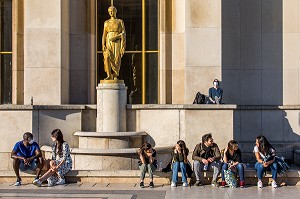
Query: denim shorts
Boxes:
[{"xmin": 19, "ymin": 159, "xmax": 38, "ymax": 172}]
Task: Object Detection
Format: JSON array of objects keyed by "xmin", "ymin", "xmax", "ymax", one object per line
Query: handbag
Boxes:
[{"xmin": 224, "ymin": 164, "xmax": 237, "ymax": 188}]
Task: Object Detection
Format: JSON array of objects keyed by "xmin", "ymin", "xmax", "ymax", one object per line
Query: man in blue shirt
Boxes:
[
  {"xmin": 208, "ymin": 79, "xmax": 223, "ymax": 104},
  {"xmin": 11, "ymin": 132, "xmax": 44, "ymax": 186}
]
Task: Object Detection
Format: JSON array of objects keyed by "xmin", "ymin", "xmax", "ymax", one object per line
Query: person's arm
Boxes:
[
  {"xmin": 138, "ymin": 149, "xmax": 146, "ymax": 164},
  {"xmin": 102, "ymin": 22, "xmax": 108, "ymax": 51},
  {"xmin": 55, "ymin": 143, "xmax": 70, "ymax": 169},
  {"xmin": 192, "ymin": 144, "xmax": 203, "ymax": 162},
  {"xmin": 255, "ymin": 152, "xmax": 264, "ymax": 164},
  {"xmin": 208, "ymin": 88, "xmax": 215, "ymax": 103},
  {"xmin": 212, "ymin": 144, "xmax": 221, "ymax": 161},
  {"xmin": 223, "ymin": 148, "xmax": 228, "ymax": 163},
  {"xmin": 11, "ymin": 150, "xmax": 25, "ymax": 161},
  {"xmin": 218, "ymin": 88, "xmax": 223, "ymax": 100}
]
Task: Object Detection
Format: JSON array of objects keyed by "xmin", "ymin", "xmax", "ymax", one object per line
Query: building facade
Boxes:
[{"xmin": 1, "ymin": 0, "xmax": 300, "ymax": 172}]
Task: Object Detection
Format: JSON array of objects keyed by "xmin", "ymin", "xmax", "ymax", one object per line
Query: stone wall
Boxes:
[{"xmin": 0, "ymin": 105, "xmax": 96, "ymax": 170}]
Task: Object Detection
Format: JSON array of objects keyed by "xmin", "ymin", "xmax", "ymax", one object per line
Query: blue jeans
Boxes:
[
  {"xmin": 172, "ymin": 161, "xmax": 187, "ymax": 183},
  {"xmin": 221, "ymin": 163, "xmax": 244, "ymax": 181},
  {"xmin": 255, "ymin": 162, "xmax": 278, "ymax": 180}
]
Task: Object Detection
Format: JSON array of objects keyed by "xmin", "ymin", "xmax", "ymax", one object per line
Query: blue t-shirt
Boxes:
[{"xmin": 12, "ymin": 141, "xmax": 40, "ymax": 158}]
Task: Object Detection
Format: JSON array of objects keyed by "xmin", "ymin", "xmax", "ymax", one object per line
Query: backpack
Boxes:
[{"xmin": 193, "ymin": 92, "xmax": 206, "ymax": 104}]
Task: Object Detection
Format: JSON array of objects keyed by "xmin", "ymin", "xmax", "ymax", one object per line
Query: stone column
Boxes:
[
  {"xmin": 23, "ymin": 0, "xmax": 69, "ymax": 105},
  {"xmin": 96, "ymin": 81, "xmax": 127, "ymax": 132}
]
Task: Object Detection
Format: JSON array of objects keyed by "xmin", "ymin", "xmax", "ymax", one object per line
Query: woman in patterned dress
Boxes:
[{"xmin": 33, "ymin": 129, "xmax": 72, "ymax": 186}]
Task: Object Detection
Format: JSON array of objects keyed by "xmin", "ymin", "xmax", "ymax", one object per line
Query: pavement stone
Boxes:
[{"xmin": 0, "ymin": 182, "xmax": 300, "ymax": 198}]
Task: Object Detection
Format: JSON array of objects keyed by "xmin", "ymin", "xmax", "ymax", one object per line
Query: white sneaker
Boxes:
[
  {"xmin": 257, "ymin": 181, "xmax": 263, "ymax": 188},
  {"xmin": 272, "ymin": 181, "xmax": 278, "ymax": 188},
  {"xmin": 56, "ymin": 178, "xmax": 65, "ymax": 185},
  {"xmin": 171, "ymin": 181, "xmax": 176, "ymax": 187},
  {"xmin": 14, "ymin": 181, "xmax": 21, "ymax": 186},
  {"xmin": 33, "ymin": 179, "xmax": 41, "ymax": 187},
  {"xmin": 182, "ymin": 182, "xmax": 188, "ymax": 187}
]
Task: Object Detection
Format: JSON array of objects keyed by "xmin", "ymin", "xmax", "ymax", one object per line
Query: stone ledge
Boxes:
[
  {"xmin": 41, "ymin": 146, "xmax": 173, "ymax": 155},
  {"xmin": 127, "ymin": 104, "xmax": 300, "ymax": 110},
  {"xmin": 0, "ymin": 105, "xmax": 97, "ymax": 110},
  {"xmin": 1, "ymin": 168, "xmax": 300, "ymax": 185},
  {"xmin": 74, "ymin": 131, "xmax": 147, "ymax": 137},
  {"xmin": 127, "ymin": 104, "xmax": 237, "ymax": 110}
]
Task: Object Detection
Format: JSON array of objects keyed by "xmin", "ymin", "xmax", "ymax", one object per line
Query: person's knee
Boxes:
[
  {"xmin": 256, "ymin": 163, "xmax": 264, "ymax": 170},
  {"xmin": 237, "ymin": 163, "xmax": 244, "ymax": 170},
  {"xmin": 222, "ymin": 163, "xmax": 228, "ymax": 170},
  {"xmin": 272, "ymin": 162, "xmax": 278, "ymax": 169},
  {"xmin": 12, "ymin": 158, "xmax": 20, "ymax": 166},
  {"xmin": 49, "ymin": 160, "xmax": 56, "ymax": 167}
]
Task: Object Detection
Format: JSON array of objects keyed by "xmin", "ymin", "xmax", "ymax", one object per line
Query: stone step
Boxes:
[
  {"xmin": 74, "ymin": 131, "xmax": 147, "ymax": 138},
  {"xmin": 295, "ymin": 150, "xmax": 300, "ymax": 166},
  {"xmin": 74, "ymin": 131, "xmax": 147, "ymax": 149},
  {"xmin": 41, "ymin": 145, "xmax": 173, "ymax": 170},
  {"xmin": 1, "ymin": 167, "xmax": 300, "ymax": 185},
  {"xmin": 41, "ymin": 145, "xmax": 173, "ymax": 155}
]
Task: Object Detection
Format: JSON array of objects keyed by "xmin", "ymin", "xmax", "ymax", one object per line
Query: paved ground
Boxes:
[{"xmin": 0, "ymin": 182, "xmax": 299, "ymax": 199}]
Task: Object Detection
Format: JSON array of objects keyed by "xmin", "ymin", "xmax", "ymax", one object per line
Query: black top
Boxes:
[
  {"xmin": 224, "ymin": 149, "xmax": 242, "ymax": 163},
  {"xmin": 172, "ymin": 148, "xmax": 189, "ymax": 162}
]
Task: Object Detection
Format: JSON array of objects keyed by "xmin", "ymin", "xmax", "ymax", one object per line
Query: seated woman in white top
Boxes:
[{"xmin": 254, "ymin": 135, "xmax": 278, "ymax": 188}]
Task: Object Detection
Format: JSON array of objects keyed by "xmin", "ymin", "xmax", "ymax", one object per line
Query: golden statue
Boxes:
[{"xmin": 102, "ymin": 6, "xmax": 126, "ymax": 80}]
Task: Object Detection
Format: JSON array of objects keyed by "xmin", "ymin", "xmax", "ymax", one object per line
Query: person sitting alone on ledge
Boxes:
[
  {"xmin": 207, "ymin": 79, "xmax": 223, "ymax": 104},
  {"xmin": 138, "ymin": 143, "xmax": 157, "ymax": 188}
]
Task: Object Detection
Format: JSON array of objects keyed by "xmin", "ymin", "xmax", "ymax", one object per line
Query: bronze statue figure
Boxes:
[{"xmin": 102, "ymin": 6, "xmax": 126, "ymax": 80}]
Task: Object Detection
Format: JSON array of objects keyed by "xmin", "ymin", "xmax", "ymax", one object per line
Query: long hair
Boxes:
[
  {"xmin": 138, "ymin": 142, "xmax": 152, "ymax": 156},
  {"xmin": 51, "ymin": 129, "xmax": 65, "ymax": 155},
  {"xmin": 256, "ymin": 135, "xmax": 273, "ymax": 155},
  {"xmin": 227, "ymin": 140, "xmax": 238, "ymax": 151},
  {"xmin": 177, "ymin": 140, "xmax": 189, "ymax": 162}
]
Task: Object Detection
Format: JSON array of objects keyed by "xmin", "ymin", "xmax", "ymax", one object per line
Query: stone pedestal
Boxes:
[{"xmin": 96, "ymin": 81, "xmax": 127, "ymax": 132}]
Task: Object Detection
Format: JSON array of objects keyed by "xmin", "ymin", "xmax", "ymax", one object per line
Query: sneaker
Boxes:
[
  {"xmin": 257, "ymin": 181, "xmax": 263, "ymax": 188},
  {"xmin": 240, "ymin": 181, "xmax": 245, "ymax": 188},
  {"xmin": 171, "ymin": 181, "xmax": 176, "ymax": 187},
  {"xmin": 33, "ymin": 179, "xmax": 42, "ymax": 187},
  {"xmin": 211, "ymin": 180, "xmax": 219, "ymax": 187},
  {"xmin": 194, "ymin": 180, "xmax": 201, "ymax": 186},
  {"xmin": 221, "ymin": 181, "xmax": 226, "ymax": 188},
  {"xmin": 182, "ymin": 182, "xmax": 189, "ymax": 187},
  {"xmin": 149, "ymin": 182, "xmax": 154, "ymax": 188},
  {"xmin": 13, "ymin": 181, "xmax": 21, "ymax": 186},
  {"xmin": 272, "ymin": 181, "xmax": 278, "ymax": 188},
  {"xmin": 139, "ymin": 182, "xmax": 144, "ymax": 188},
  {"xmin": 55, "ymin": 178, "xmax": 65, "ymax": 185}
]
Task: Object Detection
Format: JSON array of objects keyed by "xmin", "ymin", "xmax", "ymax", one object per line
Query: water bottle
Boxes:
[
  {"xmin": 158, "ymin": 160, "xmax": 162, "ymax": 171},
  {"xmin": 203, "ymin": 164, "xmax": 208, "ymax": 171}
]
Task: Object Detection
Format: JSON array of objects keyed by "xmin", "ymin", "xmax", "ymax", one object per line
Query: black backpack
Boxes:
[{"xmin": 193, "ymin": 92, "xmax": 206, "ymax": 104}]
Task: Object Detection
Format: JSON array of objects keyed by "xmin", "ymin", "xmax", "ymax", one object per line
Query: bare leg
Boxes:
[
  {"xmin": 39, "ymin": 169, "xmax": 56, "ymax": 183},
  {"xmin": 38, "ymin": 160, "xmax": 56, "ymax": 183},
  {"xmin": 12, "ymin": 159, "xmax": 21, "ymax": 182},
  {"xmin": 35, "ymin": 157, "xmax": 44, "ymax": 179}
]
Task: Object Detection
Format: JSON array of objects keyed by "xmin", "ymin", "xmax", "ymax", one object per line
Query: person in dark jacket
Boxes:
[
  {"xmin": 207, "ymin": 79, "xmax": 223, "ymax": 104},
  {"xmin": 171, "ymin": 140, "xmax": 189, "ymax": 187},
  {"xmin": 221, "ymin": 140, "xmax": 245, "ymax": 188},
  {"xmin": 192, "ymin": 133, "xmax": 221, "ymax": 187}
]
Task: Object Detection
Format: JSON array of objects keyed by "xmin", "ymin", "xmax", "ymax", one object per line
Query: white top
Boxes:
[{"xmin": 253, "ymin": 145, "xmax": 275, "ymax": 159}]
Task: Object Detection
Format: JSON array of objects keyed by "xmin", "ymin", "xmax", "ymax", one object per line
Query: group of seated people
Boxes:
[
  {"xmin": 11, "ymin": 129, "xmax": 72, "ymax": 187},
  {"xmin": 138, "ymin": 133, "xmax": 279, "ymax": 189},
  {"xmin": 12, "ymin": 130, "xmax": 279, "ymax": 189}
]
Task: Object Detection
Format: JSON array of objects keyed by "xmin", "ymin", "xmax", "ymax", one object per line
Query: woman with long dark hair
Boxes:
[
  {"xmin": 33, "ymin": 129, "xmax": 72, "ymax": 186},
  {"xmin": 138, "ymin": 143, "xmax": 157, "ymax": 188},
  {"xmin": 171, "ymin": 140, "xmax": 189, "ymax": 187},
  {"xmin": 221, "ymin": 140, "xmax": 245, "ymax": 188},
  {"xmin": 254, "ymin": 135, "xmax": 278, "ymax": 188}
]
